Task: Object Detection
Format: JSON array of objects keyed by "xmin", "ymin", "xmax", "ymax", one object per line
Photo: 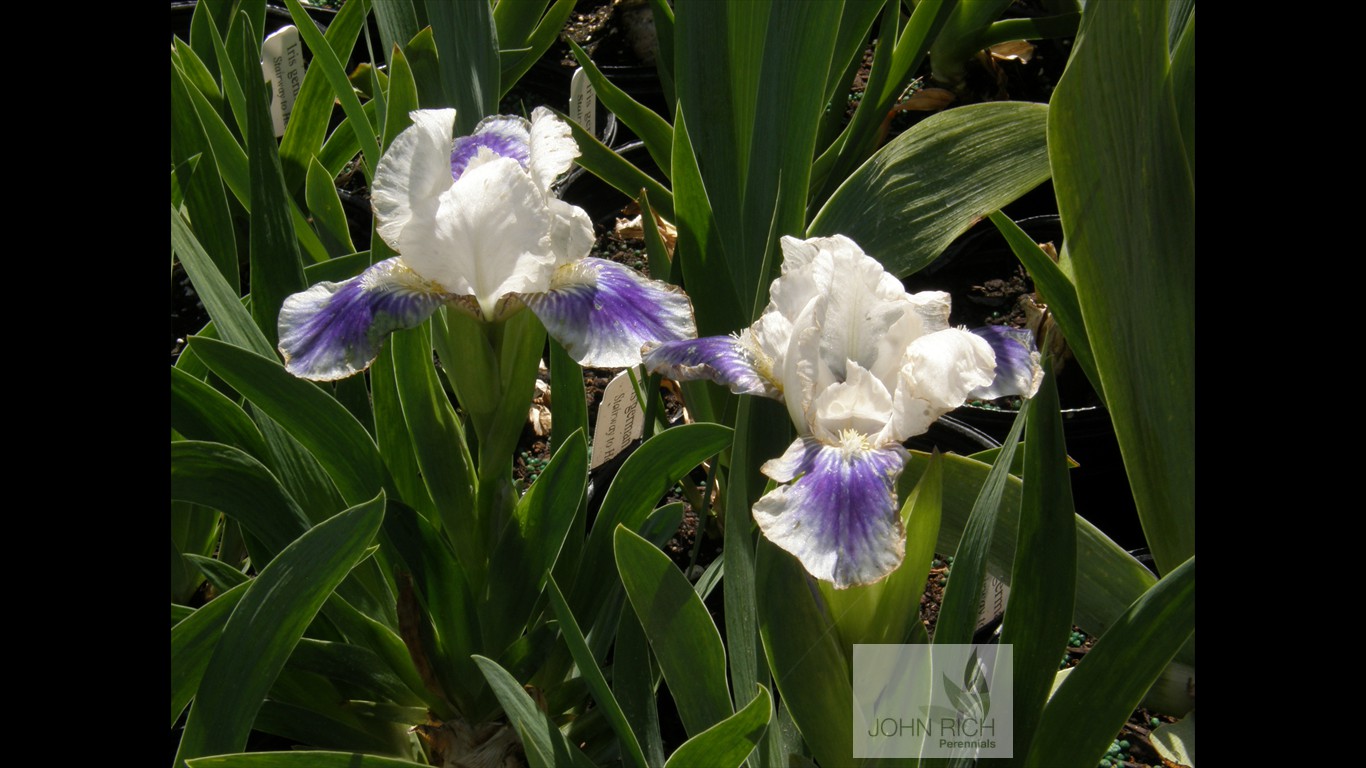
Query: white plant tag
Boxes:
[
  {"xmin": 261, "ymin": 25, "xmax": 305, "ymax": 137},
  {"xmin": 590, "ymin": 371, "xmax": 644, "ymax": 470},
  {"xmin": 569, "ymin": 67, "xmax": 597, "ymax": 138},
  {"xmin": 976, "ymin": 574, "xmax": 1009, "ymax": 632}
]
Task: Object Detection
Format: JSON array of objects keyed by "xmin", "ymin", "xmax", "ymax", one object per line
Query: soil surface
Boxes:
[
  {"xmin": 917, "ymin": 558, "xmax": 1184, "ymax": 768},
  {"xmin": 553, "ymin": 0, "xmax": 654, "ymax": 69}
]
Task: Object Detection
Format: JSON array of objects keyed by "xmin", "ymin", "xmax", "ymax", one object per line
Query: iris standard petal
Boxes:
[
  {"xmin": 868, "ymin": 290, "xmax": 952, "ymax": 384},
  {"xmin": 643, "ymin": 333, "xmax": 780, "ymax": 398},
  {"xmin": 783, "ymin": 298, "xmax": 825, "ymax": 436},
  {"xmin": 450, "ymin": 114, "xmax": 530, "ymax": 181},
  {"xmin": 906, "ymin": 290, "xmax": 952, "ymax": 333},
  {"xmin": 373, "ymin": 108, "xmax": 458, "ymax": 257},
  {"xmin": 546, "ymin": 197, "xmax": 595, "ymax": 268},
  {"xmin": 431, "ymin": 157, "xmax": 557, "ymax": 317},
  {"xmin": 968, "ymin": 325, "xmax": 1044, "ymax": 400},
  {"xmin": 278, "ymin": 258, "xmax": 451, "ymax": 381},
  {"xmin": 753, "ymin": 436, "xmax": 910, "ymax": 589},
  {"xmin": 528, "ymin": 107, "xmax": 580, "ymax": 193},
  {"xmin": 815, "ymin": 244, "xmax": 909, "ymax": 384},
  {"xmin": 769, "ymin": 236, "xmax": 826, "ymax": 320},
  {"xmin": 523, "ymin": 258, "xmax": 697, "ymax": 368}
]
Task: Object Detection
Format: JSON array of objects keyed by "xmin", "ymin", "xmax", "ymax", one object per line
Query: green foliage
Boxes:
[
  {"xmin": 278, "ymin": 0, "xmax": 369, "ymax": 193},
  {"xmin": 1049, "ymin": 0, "xmax": 1195, "ymax": 575},
  {"xmin": 1026, "ymin": 558, "xmax": 1195, "ymax": 768},
  {"xmin": 171, "ymin": 1, "xmax": 1194, "ymax": 763},
  {"xmin": 238, "ymin": 15, "xmax": 307, "ymax": 346},
  {"xmin": 189, "ymin": 338, "xmax": 392, "ymax": 507},
  {"xmin": 546, "ymin": 577, "xmax": 650, "ymax": 768},
  {"xmin": 570, "ymin": 423, "xmax": 732, "ymax": 651},
  {"xmin": 812, "ymin": 102, "xmax": 1051, "ymax": 278},
  {"xmin": 933, "ymin": 407, "xmax": 1025, "ymax": 647},
  {"xmin": 988, "ymin": 210, "xmax": 1103, "ymax": 403},
  {"xmin": 175, "ymin": 496, "xmax": 386, "ymax": 765},
  {"xmin": 615, "ymin": 526, "xmax": 733, "ymax": 738},
  {"xmin": 664, "ymin": 685, "xmax": 771, "ymax": 768},
  {"xmin": 1001, "ymin": 358, "xmax": 1078, "ymax": 765},
  {"xmin": 756, "ymin": 536, "xmax": 853, "ymax": 768},
  {"xmin": 473, "ymin": 655, "xmax": 595, "ymax": 768}
]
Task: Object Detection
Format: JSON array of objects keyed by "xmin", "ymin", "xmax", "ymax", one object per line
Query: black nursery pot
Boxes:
[
  {"xmin": 527, "ymin": 57, "xmax": 667, "ymax": 149},
  {"xmin": 532, "ymin": 0, "xmax": 670, "ymax": 143},
  {"xmin": 907, "ymin": 414, "xmax": 998, "ymax": 456},
  {"xmin": 904, "ymin": 215, "xmax": 1145, "ymax": 551},
  {"xmin": 172, "ymin": 2, "xmax": 330, "ymax": 47},
  {"xmin": 503, "ymin": 64, "xmax": 620, "ymax": 151},
  {"xmin": 556, "ymin": 141, "xmax": 665, "ymax": 223},
  {"xmin": 172, "ymin": 2, "xmax": 387, "ymax": 91}
]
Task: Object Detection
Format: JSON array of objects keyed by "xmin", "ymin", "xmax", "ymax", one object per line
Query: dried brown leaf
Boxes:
[{"xmin": 989, "ymin": 40, "xmax": 1035, "ymax": 63}]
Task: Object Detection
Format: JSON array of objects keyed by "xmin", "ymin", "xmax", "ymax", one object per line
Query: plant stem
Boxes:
[{"xmin": 979, "ymin": 12, "xmax": 1081, "ymax": 49}]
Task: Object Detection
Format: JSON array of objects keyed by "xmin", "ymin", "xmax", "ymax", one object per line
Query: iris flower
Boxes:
[
  {"xmin": 278, "ymin": 108, "xmax": 696, "ymax": 381},
  {"xmin": 644, "ymin": 235, "xmax": 1039, "ymax": 588}
]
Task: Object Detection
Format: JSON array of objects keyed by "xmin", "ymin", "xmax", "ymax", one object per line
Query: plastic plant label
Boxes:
[
  {"xmin": 854, "ymin": 643, "xmax": 1014, "ymax": 759},
  {"xmin": 590, "ymin": 371, "xmax": 644, "ymax": 470},
  {"xmin": 261, "ymin": 25, "xmax": 305, "ymax": 137},
  {"xmin": 1150, "ymin": 711, "xmax": 1195, "ymax": 768},
  {"xmin": 569, "ymin": 67, "xmax": 597, "ymax": 139},
  {"xmin": 977, "ymin": 574, "xmax": 1009, "ymax": 632}
]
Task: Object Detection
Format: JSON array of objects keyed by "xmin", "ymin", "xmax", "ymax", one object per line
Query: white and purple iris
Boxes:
[
  {"xmin": 278, "ymin": 108, "xmax": 696, "ymax": 381},
  {"xmin": 644, "ymin": 235, "xmax": 1040, "ymax": 589}
]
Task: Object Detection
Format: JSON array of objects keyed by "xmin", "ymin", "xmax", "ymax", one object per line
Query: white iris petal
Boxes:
[
  {"xmin": 278, "ymin": 107, "xmax": 696, "ymax": 381},
  {"xmin": 646, "ymin": 234, "xmax": 1021, "ymax": 589},
  {"xmin": 764, "ymin": 235, "xmax": 998, "ymax": 449}
]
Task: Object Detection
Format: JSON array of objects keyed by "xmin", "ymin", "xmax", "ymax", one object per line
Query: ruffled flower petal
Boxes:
[
  {"xmin": 968, "ymin": 325, "xmax": 1044, "ymax": 400},
  {"xmin": 869, "ymin": 290, "xmax": 951, "ymax": 384},
  {"xmin": 907, "ymin": 290, "xmax": 952, "ymax": 333},
  {"xmin": 891, "ymin": 328, "xmax": 997, "ymax": 440},
  {"xmin": 710, "ymin": 234, "xmax": 1034, "ymax": 590},
  {"xmin": 373, "ymin": 110, "xmax": 565, "ymax": 319},
  {"xmin": 278, "ymin": 258, "xmax": 450, "ymax": 381},
  {"xmin": 753, "ymin": 436, "xmax": 910, "ymax": 589},
  {"xmin": 450, "ymin": 114, "xmax": 530, "ymax": 181},
  {"xmin": 373, "ymin": 109, "xmax": 459, "ymax": 258},
  {"xmin": 770, "ymin": 235, "xmax": 831, "ymax": 320},
  {"xmin": 809, "ymin": 360, "xmax": 895, "ymax": 445},
  {"xmin": 528, "ymin": 107, "xmax": 580, "ymax": 193},
  {"xmin": 903, "ymin": 329, "xmax": 998, "ymax": 409},
  {"xmin": 810, "ymin": 238, "xmax": 911, "ymax": 386},
  {"xmin": 283, "ymin": 107, "xmax": 666, "ymax": 384},
  {"xmin": 546, "ymin": 197, "xmax": 595, "ymax": 269},
  {"xmin": 430, "ymin": 157, "xmax": 557, "ymax": 317},
  {"xmin": 643, "ymin": 333, "xmax": 780, "ymax": 398},
  {"xmin": 782, "ymin": 297, "xmax": 826, "ymax": 436},
  {"xmin": 523, "ymin": 258, "xmax": 697, "ymax": 367}
]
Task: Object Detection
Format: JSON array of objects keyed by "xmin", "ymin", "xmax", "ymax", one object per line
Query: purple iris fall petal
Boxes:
[
  {"xmin": 642, "ymin": 336, "xmax": 779, "ymax": 398},
  {"xmin": 278, "ymin": 258, "xmax": 450, "ymax": 381},
  {"xmin": 753, "ymin": 436, "xmax": 911, "ymax": 589},
  {"xmin": 522, "ymin": 258, "xmax": 697, "ymax": 368},
  {"xmin": 968, "ymin": 325, "xmax": 1043, "ymax": 400}
]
